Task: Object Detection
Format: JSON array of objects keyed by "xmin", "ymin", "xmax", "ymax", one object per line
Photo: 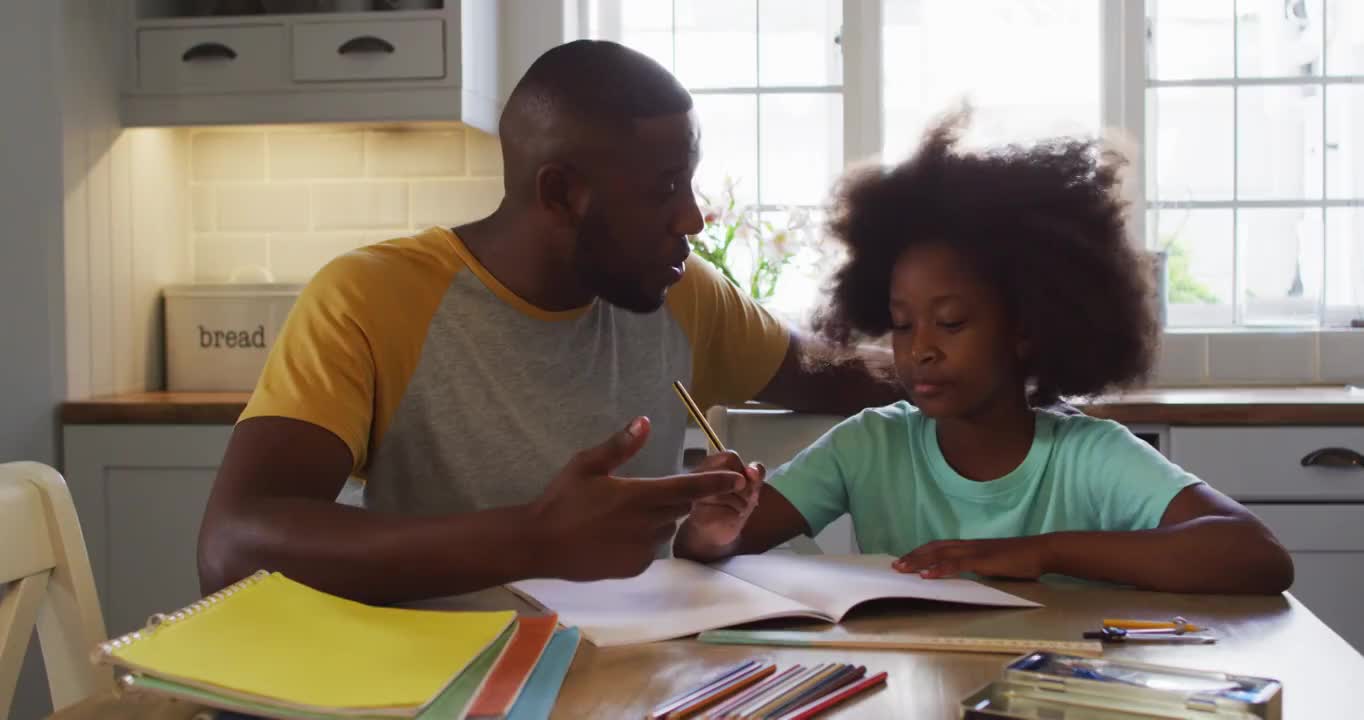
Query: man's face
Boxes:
[{"xmin": 571, "ymin": 110, "xmax": 704, "ymax": 313}]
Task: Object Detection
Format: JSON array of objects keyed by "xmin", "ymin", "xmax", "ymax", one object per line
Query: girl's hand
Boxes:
[
  {"xmin": 894, "ymin": 536, "xmax": 1051, "ymax": 580},
  {"xmin": 682, "ymin": 451, "xmax": 765, "ymax": 551}
]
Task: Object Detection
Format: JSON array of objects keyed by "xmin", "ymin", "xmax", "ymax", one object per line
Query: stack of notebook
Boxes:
[{"xmin": 92, "ymin": 571, "xmax": 580, "ymax": 720}]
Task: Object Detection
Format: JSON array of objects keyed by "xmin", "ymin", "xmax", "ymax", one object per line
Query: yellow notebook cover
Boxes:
[{"xmin": 95, "ymin": 571, "xmax": 515, "ymax": 716}]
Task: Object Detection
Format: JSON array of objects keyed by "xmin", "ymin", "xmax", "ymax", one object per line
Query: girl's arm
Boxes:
[
  {"xmin": 673, "ymin": 462, "xmax": 811, "ymax": 563},
  {"xmin": 897, "ymin": 484, "xmax": 1294, "ymax": 594}
]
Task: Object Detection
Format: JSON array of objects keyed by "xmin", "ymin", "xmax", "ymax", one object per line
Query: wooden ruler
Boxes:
[{"xmin": 698, "ymin": 629, "xmax": 1104, "ymax": 657}]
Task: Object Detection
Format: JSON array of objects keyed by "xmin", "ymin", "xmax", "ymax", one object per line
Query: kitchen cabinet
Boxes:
[
  {"xmin": 63, "ymin": 424, "xmax": 231, "ymax": 637},
  {"xmin": 1169, "ymin": 426, "xmax": 1364, "ymax": 652},
  {"xmin": 121, "ymin": 0, "xmax": 560, "ymax": 129}
]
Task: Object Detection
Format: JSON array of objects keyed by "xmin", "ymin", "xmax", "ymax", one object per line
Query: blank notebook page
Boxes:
[{"xmin": 110, "ymin": 572, "xmax": 515, "ymax": 711}]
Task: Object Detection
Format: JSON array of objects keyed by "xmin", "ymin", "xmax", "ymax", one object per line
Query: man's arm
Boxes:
[
  {"xmin": 198, "ymin": 417, "xmax": 547, "ymax": 604},
  {"xmin": 754, "ymin": 330, "xmax": 904, "ymax": 416},
  {"xmin": 198, "ymin": 415, "xmax": 742, "ymax": 605}
]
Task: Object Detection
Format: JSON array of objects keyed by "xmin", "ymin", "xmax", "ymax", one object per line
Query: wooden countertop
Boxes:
[{"xmin": 60, "ymin": 387, "xmax": 1364, "ymax": 426}]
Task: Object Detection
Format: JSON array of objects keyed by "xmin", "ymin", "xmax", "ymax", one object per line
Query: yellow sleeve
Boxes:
[
  {"xmin": 239, "ymin": 229, "xmax": 462, "ymax": 474},
  {"xmin": 666, "ymin": 256, "xmax": 791, "ymax": 411}
]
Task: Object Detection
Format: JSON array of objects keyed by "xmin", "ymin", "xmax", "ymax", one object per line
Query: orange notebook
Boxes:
[{"xmin": 467, "ymin": 614, "xmax": 559, "ymax": 718}]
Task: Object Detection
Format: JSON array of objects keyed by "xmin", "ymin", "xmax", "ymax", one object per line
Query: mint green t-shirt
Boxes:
[{"xmin": 769, "ymin": 402, "xmax": 1202, "ymax": 555}]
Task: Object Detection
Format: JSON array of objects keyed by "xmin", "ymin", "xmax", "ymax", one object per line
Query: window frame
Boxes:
[{"xmin": 581, "ymin": 0, "xmax": 1363, "ymax": 330}]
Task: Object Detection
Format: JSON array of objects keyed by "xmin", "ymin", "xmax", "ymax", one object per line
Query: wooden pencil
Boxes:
[
  {"xmin": 783, "ymin": 671, "xmax": 888, "ymax": 720},
  {"xmin": 672, "ymin": 380, "xmax": 725, "ymax": 452},
  {"xmin": 665, "ymin": 664, "xmax": 777, "ymax": 719}
]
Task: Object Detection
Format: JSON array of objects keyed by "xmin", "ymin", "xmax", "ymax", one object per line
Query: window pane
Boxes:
[
  {"xmin": 758, "ymin": 0, "xmax": 841, "ymax": 87},
  {"xmin": 1236, "ymin": 0, "xmax": 1324, "ymax": 78},
  {"xmin": 1155, "ymin": 208, "xmax": 1235, "ymax": 326},
  {"xmin": 760, "ymin": 208, "xmax": 829, "ymax": 325},
  {"xmin": 1238, "ymin": 208, "xmax": 1324, "ymax": 326},
  {"xmin": 881, "ymin": 0, "xmax": 1099, "ymax": 161},
  {"xmin": 693, "ymin": 94, "xmax": 758, "ymax": 208},
  {"xmin": 1148, "ymin": 87, "xmax": 1234, "ymax": 201},
  {"xmin": 759, "ymin": 93, "xmax": 842, "ymax": 206},
  {"xmin": 1148, "ymin": 0, "xmax": 1234, "ymax": 80},
  {"xmin": 675, "ymin": 0, "xmax": 757, "ymax": 88},
  {"xmin": 1237, "ymin": 86, "xmax": 1324, "ymax": 201},
  {"xmin": 1326, "ymin": 85, "xmax": 1364, "ymax": 199},
  {"xmin": 617, "ymin": 0, "xmax": 675, "ymax": 72},
  {"xmin": 1325, "ymin": 209, "xmax": 1364, "ymax": 317},
  {"xmin": 1326, "ymin": 0, "xmax": 1364, "ymax": 75}
]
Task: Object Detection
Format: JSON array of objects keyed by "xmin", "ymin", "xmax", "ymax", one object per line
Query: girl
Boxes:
[{"xmin": 675, "ymin": 111, "xmax": 1293, "ymax": 594}]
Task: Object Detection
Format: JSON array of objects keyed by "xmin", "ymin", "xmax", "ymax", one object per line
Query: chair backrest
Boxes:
[{"xmin": 0, "ymin": 462, "xmax": 111, "ymax": 718}]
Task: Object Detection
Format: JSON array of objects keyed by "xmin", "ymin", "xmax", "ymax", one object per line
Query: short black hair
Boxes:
[
  {"xmin": 814, "ymin": 109, "xmax": 1158, "ymax": 405},
  {"xmin": 503, "ymin": 40, "xmax": 692, "ymax": 131},
  {"xmin": 498, "ymin": 40, "xmax": 693, "ymax": 200}
]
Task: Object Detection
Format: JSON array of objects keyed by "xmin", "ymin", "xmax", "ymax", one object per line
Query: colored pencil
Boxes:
[
  {"xmin": 724, "ymin": 664, "xmax": 826, "ymax": 719},
  {"xmin": 748, "ymin": 664, "xmax": 844, "ymax": 719},
  {"xmin": 781, "ymin": 671, "xmax": 889, "ymax": 720},
  {"xmin": 707, "ymin": 665, "xmax": 806, "ymax": 718},
  {"xmin": 649, "ymin": 660, "xmax": 756, "ymax": 718},
  {"xmin": 664, "ymin": 663, "xmax": 777, "ymax": 719},
  {"xmin": 763, "ymin": 665, "xmax": 865, "ymax": 719}
]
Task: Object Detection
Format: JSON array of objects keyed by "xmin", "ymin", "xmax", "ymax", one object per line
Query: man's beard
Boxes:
[{"xmin": 571, "ymin": 210, "xmax": 666, "ymax": 314}]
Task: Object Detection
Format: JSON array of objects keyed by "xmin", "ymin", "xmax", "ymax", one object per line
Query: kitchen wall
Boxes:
[
  {"xmin": 184, "ymin": 123, "xmax": 505, "ymax": 283},
  {"xmin": 1154, "ymin": 330, "xmax": 1364, "ymax": 386}
]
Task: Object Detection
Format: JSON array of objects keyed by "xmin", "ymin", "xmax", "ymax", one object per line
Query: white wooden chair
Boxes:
[{"xmin": 0, "ymin": 461, "xmax": 111, "ymax": 718}]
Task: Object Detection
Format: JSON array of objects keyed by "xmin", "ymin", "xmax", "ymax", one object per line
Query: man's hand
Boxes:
[
  {"xmin": 679, "ymin": 451, "xmax": 765, "ymax": 554},
  {"xmin": 894, "ymin": 536, "xmax": 1050, "ymax": 580},
  {"xmin": 526, "ymin": 416, "xmax": 744, "ymax": 581}
]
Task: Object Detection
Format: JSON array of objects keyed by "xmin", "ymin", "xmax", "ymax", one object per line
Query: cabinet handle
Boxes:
[
  {"xmin": 181, "ymin": 42, "xmax": 238, "ymax": 63},
  {"xmin": 1300, "ymin": 447, "xmax": 1364, "ymax": 469},
  {"xmin": 337, "ymin": 36, "xmax": 396, "ymax": 55}
]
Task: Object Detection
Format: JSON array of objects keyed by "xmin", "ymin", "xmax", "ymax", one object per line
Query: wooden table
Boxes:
[{"xmin": 51, "ymin": 582, "xmax": 1364, "ymax": 719}]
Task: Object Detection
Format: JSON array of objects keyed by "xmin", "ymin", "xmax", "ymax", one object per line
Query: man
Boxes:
[{"xmin": 197, "ymin": 40, "xmax": 899, "ymax": 605}]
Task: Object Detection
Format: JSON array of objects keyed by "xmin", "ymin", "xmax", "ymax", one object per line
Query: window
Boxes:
[
  {"xmin": 1147, "ymin": 0, "xmax": 1364, "ymax": 327},
  {"xmin": 585, "ymin": 0, "xmax": 1364, "ymax": 328}
]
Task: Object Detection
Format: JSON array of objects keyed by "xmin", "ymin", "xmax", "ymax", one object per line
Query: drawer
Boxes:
[
  {"xmin": 1170, "ymin": 427, "xmax": 1364, "ymax": 501},
  {"xmin": 138, "ymin": 25, "xmax": 285, "ymax": 93},
  {"xmin": 292, "ymin": 19, "xmax": 445, "ymax": 82},
  {"xmin": 1248, "ymin": 505, "xmax": 1364, "ymax": 551}
]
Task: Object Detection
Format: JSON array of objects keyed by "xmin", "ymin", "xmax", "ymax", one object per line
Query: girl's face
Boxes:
[{"xmin": 888, "ymin": 243, "xmax": 1027, "ymax": 419}]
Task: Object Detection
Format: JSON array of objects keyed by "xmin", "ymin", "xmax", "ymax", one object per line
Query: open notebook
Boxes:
[
  {"xmin": 94, "ymin": 571, "xmax": 517, "ymax": 718},
  {"xmin": 510, "ymin": 554, "xmax": 1040, "ymax": 647}
]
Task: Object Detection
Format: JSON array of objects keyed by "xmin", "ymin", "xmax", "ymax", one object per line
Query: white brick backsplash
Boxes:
[
  {"xmin": 1319, "ymin": 330, "xmax": 1364, "ymax": 384},
  {"xmin": 194, "ymin": 235, "xmax": 269, "ymax": 282},
  {"xmin": 1207, "ymin": 332, "xmax": 1318, "ymax": 383},
  {"xmin": 367, "ymin": 129, "xmax": 466, "ymax": 177},
  {"xmin": 313, "ymin": 182, "xmax": 409, "ymax": 230},
  {"xmin": 1152, "ymin": 332, "xmax": 1207, "ymax": 386},
  {"xmin": 466, "ymin": 129, "xmax": 503, "ymax": 176},
  {"xmin": 270, "ymin": 233, "xmax": 367, "ymax": 282},
  {"xmin": 218, "ymin": 184, "xmax": 311, "ymax": 232},
  {"xmin": 192, "ymin": 131, "xmax": 266, "ymax": 180},
  {"xmin": 411, "ymin": 179, "xmax": 503, "ymax": 227},
  {"xmin": 270, "ymin": 131, "xmax": 364, "ymax": 180},
  {"xmin": 192, "ymin": 186, "xmax": 215, "ymax": 232}
]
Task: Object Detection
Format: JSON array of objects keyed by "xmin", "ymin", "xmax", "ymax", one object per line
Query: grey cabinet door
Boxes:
[
  {"xmin": 1249, "ymin": 504, "xmax": 1364, "ymax": 653},
  {"xmin": 63, "ymin": 425, "xmax": 231, "ymax": 637}
]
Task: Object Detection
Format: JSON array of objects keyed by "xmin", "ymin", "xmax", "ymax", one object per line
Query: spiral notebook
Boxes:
[{"xmin": 94, "ymin": 571, "xmax": 517, "ymax": 718}]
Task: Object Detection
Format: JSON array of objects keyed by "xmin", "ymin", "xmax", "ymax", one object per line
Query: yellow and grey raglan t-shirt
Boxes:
[{"xmin": 239, "ymin": 226, "xmax": 790, "ymax": 515}]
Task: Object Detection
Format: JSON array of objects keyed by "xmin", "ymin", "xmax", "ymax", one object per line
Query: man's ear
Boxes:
[{"xmin": 535, "ymin": 163, "xmax": 591, "ymax": 228}]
